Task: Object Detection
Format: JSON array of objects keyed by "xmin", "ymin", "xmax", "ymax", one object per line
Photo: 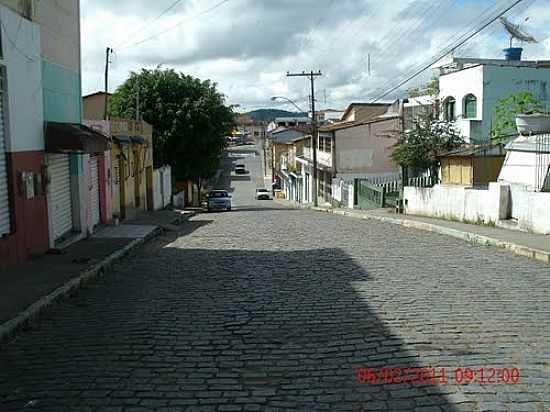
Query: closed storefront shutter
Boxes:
[
  {"xmin": 90, "ymin": 156, "xmax": 100, "ymax": 226},
  {"xmin": 0, "ymin": 91, "xmax": 10, "ymax": 236},
  {"xmin": 49, "ymin": 154, "xmax": 73, "ymax": 240}
]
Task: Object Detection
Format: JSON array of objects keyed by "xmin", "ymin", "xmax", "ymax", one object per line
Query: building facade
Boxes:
[
  {"xmin": 437, "ymin": 57, "xmax": 550, "ymax": 143},
  {"xmin": 0, "ymin": 0, "xmax": 109, "ymax": 266}
]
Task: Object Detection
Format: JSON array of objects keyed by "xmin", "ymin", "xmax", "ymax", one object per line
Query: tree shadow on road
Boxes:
[{"xmin": 0, "ymin": 244, "xmax": 462, "ymax": 411}]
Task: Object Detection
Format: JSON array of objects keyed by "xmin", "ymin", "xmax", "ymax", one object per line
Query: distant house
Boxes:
[
  {"xmin": 340, "ymin": 103, "xmax": 390, "ymax": 123},
  {"xmin": 435, "ymin": 56, "xmax": 550, "ymax": 143},
  {"xmin": 274, "ymin": 117, "xmax": 311, "ymax": 128},
  {"xmin": 83, "ymin": 91, "xmax": 112, "ymax": 120},
  {"xmin": 271, "ymin": 127, "xmax": 309, "ymax": 201}
]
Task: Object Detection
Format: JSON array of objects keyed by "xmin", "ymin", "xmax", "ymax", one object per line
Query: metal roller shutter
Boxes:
[
  {"xmin": 0, "ymin": 93, "xmax": 9, "ymax": 237},
  {"xmin": 49, "ymin": 154, "xmax": 73, "ymax": 240},
  {"xmin": 90, "ymin": 156, "xmax": 100, "ymax": 227}
]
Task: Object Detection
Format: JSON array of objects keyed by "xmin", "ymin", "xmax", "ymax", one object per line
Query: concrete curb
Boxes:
[
  {"xmin": 275, "ymin": 199, "xmax": 550, "ymax": 265},
  {"xmin": 0, "ymin": 227, "xmax": 162, "ymax": 345}
]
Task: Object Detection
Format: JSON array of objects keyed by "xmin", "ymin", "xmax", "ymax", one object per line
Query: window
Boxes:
[
  {"xmin": 444, "ymin": 97, "xmax": 456, "ymax": 121},
  {"xmin": 463, "ymin": 94, "xmax": 477, "ymax": 119}
]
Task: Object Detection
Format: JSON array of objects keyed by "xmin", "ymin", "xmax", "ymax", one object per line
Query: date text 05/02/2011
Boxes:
[{"xmin": 356, "ymin": 367, "xmax": 520, "ymax": 385}]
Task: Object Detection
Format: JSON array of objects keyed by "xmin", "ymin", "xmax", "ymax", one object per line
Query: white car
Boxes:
[{"xmin": 255, "ymin": 188, "xmax": 271, "ymax": 200}]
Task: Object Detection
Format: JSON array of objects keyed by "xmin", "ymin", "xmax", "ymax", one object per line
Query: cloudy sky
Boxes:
[{"xmin": 81, "ymin": 0, "xmax": 550, "ymax": 112}]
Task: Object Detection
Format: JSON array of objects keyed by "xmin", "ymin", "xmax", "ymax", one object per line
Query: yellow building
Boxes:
[
  {"xmin": 83, "ymin": 92, "xmax": 155, "ymax": 221},
  {"xmin": 110, "ymin": 119, "xmax": 154, "ymax": 220}
]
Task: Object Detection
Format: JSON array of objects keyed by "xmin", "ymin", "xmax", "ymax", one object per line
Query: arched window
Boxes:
[
  {"xmin": 463, "ymin": 94, "xmax": 477, "ymax": 119},
  {"xmin": 444, "ymin": 97, "xmax": 456, "ymax": 121}
]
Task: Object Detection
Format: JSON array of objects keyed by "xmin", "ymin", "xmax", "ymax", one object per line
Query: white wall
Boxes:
[
  {"xmin": 509, "ymin": 184, "xmax": 550, "ymax": 234},
  {"xmin": 498, "ymin": 151, "xmax": 541, "ymax": 190},
  {"xmin": 153, "ymin": 165, "xmax": 172, "ymax": 211},
  {"xmin": 0, "ymin": 5, "xmax": 44, "ymax": 152},
  {"xmin": 404, "ymin": 183, "xmax": 508, "ymax": 224},
  {"xmin": 404, "ymin": 182, "xmax": 550, "ymax": 234}
]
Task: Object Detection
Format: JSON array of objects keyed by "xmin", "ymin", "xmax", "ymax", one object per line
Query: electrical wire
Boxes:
[
  {"xmin": 118, "ymin": 0, "xmax": 231, "ymax": 51},
  {"xmin": 116, "ymin": 0, "xmax": 185, "ymax": 49},
  {"xmin": 367, "ymin": 0, "xmax": 502, "ymax": 99},
  {"xmin": 369, "ymin": 0, "xmax": 525, "ymax": 102}
]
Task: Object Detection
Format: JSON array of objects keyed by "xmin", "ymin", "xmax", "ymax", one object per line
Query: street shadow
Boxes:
[{"xmin": 0, "ymin": 246, "xmax": 461, "ymax": 411}]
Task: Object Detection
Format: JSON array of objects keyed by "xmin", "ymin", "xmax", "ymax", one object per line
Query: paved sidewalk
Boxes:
[
  {"xmin": 0, "ymin": 209, "xmax": 195, "ymax": 343},
  {"xmin": 278, "ymin": 199, "xmax": 550, "ymax": 264}
]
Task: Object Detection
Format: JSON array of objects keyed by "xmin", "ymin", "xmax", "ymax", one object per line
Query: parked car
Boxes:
[
  {"xmin": 207, "ymin": 190, "xmax": 232, "ymax": 212},
  {"xmin": 255, "ymin": 188, "xmax": 271, "ymax": 200},
  {"xmin": 235, "ymin": 164, "xmax": 248, "ymax": 174}
]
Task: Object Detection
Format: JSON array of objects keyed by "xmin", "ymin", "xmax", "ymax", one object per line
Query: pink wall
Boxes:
[
  {"xmin": 99, "ymin": 150, "xmax": 112, "ymax": 223},
  {"xmin": 0, "ymin": 151, "xmax": 49, "ymax": 267}
]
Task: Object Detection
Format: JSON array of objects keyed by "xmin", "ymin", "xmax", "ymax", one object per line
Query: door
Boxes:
[
  {"xmin": 134, "ymin": 148, "xmax": 141, "ymax": 208},
  {"xmin": 90, "ymin": 155, "xmax": 100, "ymax": 227},
  {"xmin": 0, "ymin": 83, "xmax": 10, "ymax": 237},
  {"xmin": 119, "ymin": 155, "xmax": 126, "ymax": 219},
  {"xmin": 49, "ymin": 154, "xmax": 73, "ymax": 241}
]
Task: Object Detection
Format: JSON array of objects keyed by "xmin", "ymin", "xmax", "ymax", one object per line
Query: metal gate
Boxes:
[
  {"xmin": 49, "ymin": 154, "xmax": 73, "ymax": 240},
  {"xmin": 355, "ymin": 179, "xmax": 386, "ymax": 210},
  {"xmin": 90, "ymin": 155, "xmax": 100, "ymax": 227},
  {"xmin": 0, "ymin": 78, "xmax": 10, "ymax": 237}
]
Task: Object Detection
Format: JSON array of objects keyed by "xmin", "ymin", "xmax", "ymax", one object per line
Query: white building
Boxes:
[{"xmin": 436, "ymin": 57, "xmax": 550, "ymax": 143}]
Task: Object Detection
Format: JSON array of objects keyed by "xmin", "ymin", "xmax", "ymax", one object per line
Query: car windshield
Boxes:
[
  {"xmin": 235, "ymin": 164, "xmax": 245, "ymax": 168},
  {"xmin": 209, "ymin": 191, "xmax": 228, "ymax": 198},
  {"xmin": 257, "ymin": 189, "xmax": 268, "ymax": 192}
]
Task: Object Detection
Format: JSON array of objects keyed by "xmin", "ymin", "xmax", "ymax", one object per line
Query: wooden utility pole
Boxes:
[
  {"xmin": 104, "ymin": 47, "xmax": 113, "ymax": 120},
  {"xmin": 286, "ymin": 70, "xmax": 322, "ymax": 206}
]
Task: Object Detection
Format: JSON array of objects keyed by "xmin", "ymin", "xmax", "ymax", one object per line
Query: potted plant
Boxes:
[{"xmin": 516, "ymin": 111, "xmax": 550, "ymax": 135}]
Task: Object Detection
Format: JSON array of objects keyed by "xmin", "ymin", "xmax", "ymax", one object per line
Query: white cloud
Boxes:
[{"xmin": 81, "ymin": 0, "xmax": 550, "ymax": 110}]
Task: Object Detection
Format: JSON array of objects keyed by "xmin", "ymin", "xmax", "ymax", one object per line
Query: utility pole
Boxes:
[
  {"xmin": 104, "ymin": 47, "xmax": 113, "ymax": 120},
  {"xmin": 287, "ymin": 70, "xmax": 322, "ymax": 206}
]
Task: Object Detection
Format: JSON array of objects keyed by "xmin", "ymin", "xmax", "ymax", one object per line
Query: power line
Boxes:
[
  {"xmin": 119, "ymin": 0, "xmax": 231, "ymax": 51},
  {"xmin": 370, "ymin": 0, "xmax": 525, "ymax": 103},
  {"xmin": 116, "ymin": 0, "xmax": 185, "ymax": 49},
  {"xmin": 368, "ymin": 0, "xmax": 501, "ymax": 99}
]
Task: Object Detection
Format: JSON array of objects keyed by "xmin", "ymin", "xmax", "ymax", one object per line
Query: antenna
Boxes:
[
  {"xmin": 500, "ymin": 16, "xmax": 537, "ymax": 47},
  {"xmin": 368, "ymin": 53, "xmax": 371, "ymax": 76}
]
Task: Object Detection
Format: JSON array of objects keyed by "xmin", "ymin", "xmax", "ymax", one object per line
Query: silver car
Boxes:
[{"xmin": 207, "ymin": 190, "xmax": 232, "ymax": 212}]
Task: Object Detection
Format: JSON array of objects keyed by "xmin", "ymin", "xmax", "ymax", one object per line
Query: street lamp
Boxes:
[{"xmin": 270, "ymin": 96, "xmax": 306, "ymax": 114}]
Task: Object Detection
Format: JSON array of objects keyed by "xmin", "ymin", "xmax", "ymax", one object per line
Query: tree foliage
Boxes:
[
  {"xmin": 110, "ymin": 68, "xmax": 235, "ymax": 182},
  {"xmin": 408, "ymin": 76, "xmax": 440, "ymax": 98},
  {"xmin": 392, "ymin": 111, "xmax": 464, "ymax": 184},
  {"xmin": 491, "ymin": 91, "xmax": 544, "ymax": 143}
]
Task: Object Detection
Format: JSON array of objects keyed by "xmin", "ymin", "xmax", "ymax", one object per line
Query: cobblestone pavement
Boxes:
[{"xmin": 1, "ymin": 147, "xmax": 549, "ymax": 411}]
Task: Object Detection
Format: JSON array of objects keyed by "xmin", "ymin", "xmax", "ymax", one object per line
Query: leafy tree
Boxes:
[
  {"xmin": 110, "ymin": 68, "xmax": 235, "ymax": 189},
  {"xmin": 392, "ymin": 111, "xmax": 464, "ymax": 186},
  {"xmin": 408, "ymin": 76, "xmax": 440, "ymax": 98},
  {"xmin": 491, "ymin": 91, "xmax": 544, "ymax": 143}
]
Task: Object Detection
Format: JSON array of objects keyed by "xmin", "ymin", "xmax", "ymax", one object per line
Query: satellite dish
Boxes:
[{"xmin": 500, "ymin": 16, "xmax": 538, "ymax": 47}]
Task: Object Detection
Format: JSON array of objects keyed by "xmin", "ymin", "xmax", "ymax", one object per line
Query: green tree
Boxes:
[
  {"xmin": 408, "ymin": 76, "xmax": 439, "ymax": 98},
  {"xmin": 491, "ymin": 91, "xmax": 544, "ymax": 143},
  {"xmin": 110, "ymin": 68, "xmax": 235, "ymax": 188},
  {"xmin": 392, "ymin": 111, "xmax": 464, "ymax": 186}
]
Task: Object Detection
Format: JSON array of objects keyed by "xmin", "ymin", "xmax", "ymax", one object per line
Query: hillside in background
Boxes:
[{"xmin": 245, "ymin": 108, "xmax": 308, "ymax": 122}]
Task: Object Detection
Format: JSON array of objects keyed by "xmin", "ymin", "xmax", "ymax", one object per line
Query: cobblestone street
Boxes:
[{"xmin": 1, "ymin": 145, "xmax": 549, "ymax": 412}]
